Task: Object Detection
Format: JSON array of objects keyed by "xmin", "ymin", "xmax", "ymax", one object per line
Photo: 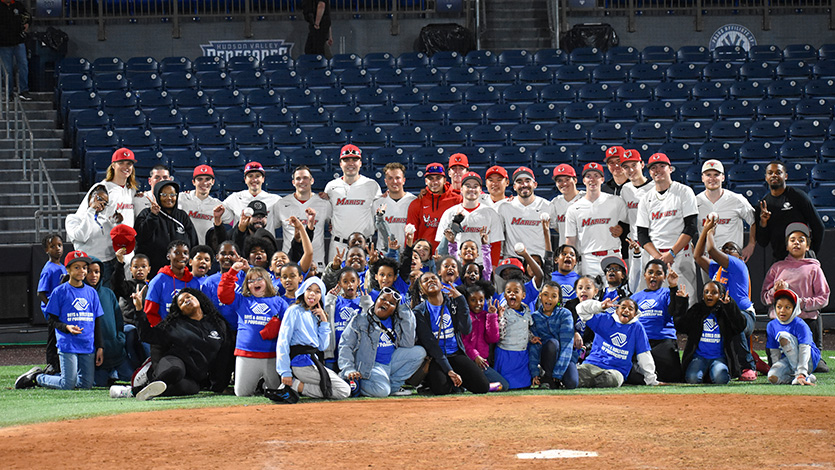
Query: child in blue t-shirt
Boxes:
[
  {"xmin": 37, "ymin": 233, "xmax": 66, "ymax": 374},
  {"xmin": 324, "ymin": 267, "xmax": 365, "ymax": 369},
  {"xmin": 551, "ymin": 244, "xmax": 581, "ymax": 302},
  {"xmin": 766, "ymin": 289, "xmax": 821, "ymax": 386},
  {"xmin": 16, "ymin": 251, "xmax": 104, "ymax": 390}
]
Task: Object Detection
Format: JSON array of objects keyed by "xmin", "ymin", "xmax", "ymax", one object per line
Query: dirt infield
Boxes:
[{"xmin": 2, "ymin": 394, "xmax": 833, "ymax": 469}]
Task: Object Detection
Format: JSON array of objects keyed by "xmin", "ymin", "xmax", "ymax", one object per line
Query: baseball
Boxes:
[
  {"xmin": 540, "ymin": 212, "xmax": 550, "ymax": 222},
  {"xmin": 243, "ymin": 208, "xmax": 254, "ymax": 217},
  {"xmin": 404, "ymin": 224, "xmax": 416, "ymax": 235},
  {"xmin": 514, "ymin": 242, "xmax": 525, "ymax": 254},
  {"xmin": 708, "ymin": 212, "xmax": 718, "ymax": 221}
]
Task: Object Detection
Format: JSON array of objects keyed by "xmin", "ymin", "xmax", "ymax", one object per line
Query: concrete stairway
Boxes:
[
  {"xmin": 481, "ymin": 0, "xmax": 553, "ymax": 52},
  {"xmin": 0, "ymin": 92, "xmax": 86, "ymax": 246}
]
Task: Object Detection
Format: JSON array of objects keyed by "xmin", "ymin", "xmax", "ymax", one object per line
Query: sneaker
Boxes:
[
  {"xmin": 814, "ymin": 359, "xmax": 829, "ymax": 373},
  {"xmin": 110, "ymin": 385, "xmax": 133, "ymax": 399},
  {"xmin": 135, "ymin": 380, "xmax": 167, "ymax": 401},
  {"xmin": 14, "ymin": 366, "xmax": 43, "ymax": 389},
  {"xmin": 43, "ymin": 364, "xmax": 59, "ymax": 376},
  {"xmin": 739, "ymin": 369, "xmax": 757, "ymax": 381},
  {"xmin": 390, "ymin": 387, "xmax": 414, "ymax": 397},
  {"xmin": 18, "ymin": 92, "xmax": 32, "ymax": 101},
  {"xmin": 131, "ymin": 357, "xmax": 152, "ymax": 388},
  {"xmin": 264, "ymin": 384, "xmax": 300, "ymax": 404}
]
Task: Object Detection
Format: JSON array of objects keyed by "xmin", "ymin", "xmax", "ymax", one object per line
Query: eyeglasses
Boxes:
[
  {"xmin": 159, "ymin": 193, "xmax": 178, "ymax": 199},
  {"xmin": 94, "ymin": 195, "xmax": 108, "ymax": 206},
  {"xmin": 605, "ymin": 266, "xmax": 624, "ymax": 273},
  {"xmin": 246, "ymin": 277, "xmax": 265, "ymax": 284},
  {"xmin": 380, "ymin": 286, "xmax": 402, "ymax": 303}
]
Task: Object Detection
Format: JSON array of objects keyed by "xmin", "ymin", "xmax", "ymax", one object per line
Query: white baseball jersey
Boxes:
[
  {"xmin": 549, "ymin": 191, "xmax": 585, "ymax": 247},
  {"xmin": 479, "ymin": 193, "xmax": 510, "ymax": 208},
  {"xmin": 324, "ymin": 175, "xmax": 382, "ymax": 239},
  {"xmin": 222, "ymin": 189, "xmax": 282, "ymax": 234},
  {"xmin": 274, "ymin": 194, "xmax": 332, "ymax": 268},
  {"xmin": 696, "ymin": 189, "xmax": 755, "ymax": 249},
  {"xmin": 178, "ymin": 191, "xmax": 232, "ymax": 245},
  {"xmin": 373, "ymin": 192, "xmax": 417, "ymax": 248},
  {"xmin": 497, "ymin": 196, "xmax": 551, "ymax": 258},
  {"xmin": 636, "ymin": 181, "xmax": 699, "ymax": 249},
  {"xmin": 435, "ymin": 203, "xmax": 505, "ymax": 257},
  {"xmin": 621, "ymin": 180, "xmax": 654, "ymax": 241},
  {"xmin": 564, "ymin": 193, "xmax": 628, "ymax": 254}
]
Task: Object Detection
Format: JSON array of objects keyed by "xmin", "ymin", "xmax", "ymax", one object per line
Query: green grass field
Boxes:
[{"xmin": 2, "ymin": 353, "xmax": 833, "ymax": 429}]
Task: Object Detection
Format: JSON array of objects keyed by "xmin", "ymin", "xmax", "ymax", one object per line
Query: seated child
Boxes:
[
  {"xmin": 461, "ymin": 281, "xmax": 508, "ymax": 392},
  {"xmin": 766, "ymin": 289, "xmax": 821, "ymax": 385},
  {"xmin": 529, "ymin": 280, "xmax": 579, "ymax": 389}
]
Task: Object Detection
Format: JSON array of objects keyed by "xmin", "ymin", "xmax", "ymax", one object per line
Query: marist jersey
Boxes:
[
  {"xmin": 373, "ymin": 192, "xmax": 417, "ymax": 248},
  {"xmin": 620, "ymin": 180, "xmax": 653, "ymax": 241},
  {"xmin": 223, "ymin": 190, "xmax": 281, "ymax": 233},
  {"xmin": 275, "ymin": 194, "xmax": 332, "ymax": 269},
  {"xmin": 549, "ymin": 191, "xmax": 585, "ymax": 247},
  {"xmin": 435, "ymin": 203, "xmax": 504, "ymax": 254},
  {"xmin": 324, "ymin": 175, "xmax": 381, "ymax": 239},
  {"xmin": 564, "ymin": 193, "xmax": 627, "ymax": 254},
  {"xmin": 497, "ymin": 196, "xmax": 551, "ymax": 258},
  {"xmin": 636, "ymin": 181, "xmax": 698, "ymax": 249},
  {"xmin": 178, "ymin": 191, "xmax": 232, "ymax": 245},
  {"xmin": 696, "ymin": 189, "xmax": 755, "ymax": 249}
]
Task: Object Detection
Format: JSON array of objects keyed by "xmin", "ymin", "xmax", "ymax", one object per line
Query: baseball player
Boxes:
[
  {"xmin": 564, "ymin": 162, "xmax": 629, "ymax": 278},
  {"xmin": 549, "ymin": 163, "xmax": 585, "ymax": 248},
  {"xmin": 619, "ymin": 149, "xmax": 654, "ymax": 290},
  {"xmin": 222, "ymin": 161, "xmax": 281, "ymax": 234},
  {"xmin": 324, "ymin": 144, "xmax": 381, "ymax": 261},
  {"xmin": 479, "ymin": 165, "xmax": 510, "ymax": 207},
  {"xmin": 602, "ymin": 146, "xmax": 629, "ymax": 196},
  {"xmin": 178, "ymin": 165, "xmax": 233, "ymax": 245},
  {"xmin": 497, "ymin": 167, "xmax": 552, "ymax": 260},
  {"xmin": 696, "ymin": 159, "xmax": 757, "ymax": 261},
  {"xmin": 636, "ymin": 153, "xmax": 699, "ymax": 306},
  {"xmin": 448, "ymin": 153, "xmax": 469, "ymax": 193},
  {"xmin": 372, "ymin": 162, "xmax": 417, "ymax": 251},
  {"xmin": 406, "ymin": 162, "xmax": 462, "ymax": 252},
  {"xmin": 275, "ymin": 165, "xmax": 333, "ymax": 270}
]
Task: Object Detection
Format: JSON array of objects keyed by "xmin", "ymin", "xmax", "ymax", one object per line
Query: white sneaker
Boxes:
[
  {"xmin": 390, "ymin": 387, "xmax": 414, "ymax": 397},
  {"xmin": 136, "ymin": 381, "xmax": 167, "ymax": 401},
  {"xmin": 131, "ymin": 357, "xmax": 152, "ymax": 388},
  {"xmin": 110, "ymin": 385, "xmax": 133, "ymax": 399}
]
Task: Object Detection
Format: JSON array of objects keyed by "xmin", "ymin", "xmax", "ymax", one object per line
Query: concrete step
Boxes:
[
  {"xmin": 0, "ymin": 217, "xmax": 37, "ymax": 231},
  {"xmin": 0, "ymin": 148, "xmax": 73, "ymax": 160},
  {"xmin": 0, "ymin": 168, "xmax": 80, "ymax": 182},
  {"xmin": 0, "ymin": 180, "xmax": 82, "ymax": 194},
  {"xmin": 29, "ymin": 129, "xmax": 64, "ymax": 140},
  {"xmin": 19, "ymin": 101, "xmax": 55, "ymax": 112},
  {"xmin": 23, "ymin": 110, "xmax": 58, "ymax": 121},
  {"xmin": 0, "ymin": 157, "xmax": 72, "ymax": 169},
  {"xmin": 0, "ymin": 191, "xmax": 85, "ymax": 205},
  {"xmin": 0, "ymin": 138, "xmax": 64, "ymax": 150},
  {"xmin": 0, "ymin": 231, "xmax": 51, "ymax": 245},
  {"xmin": 28, "ymin": 119, "xmax": 59, "ymax": 131}
]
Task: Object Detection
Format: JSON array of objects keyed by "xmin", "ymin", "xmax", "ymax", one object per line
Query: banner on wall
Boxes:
[
  {"xmin": 708, "ymin": 24, "xmax": 757, "ymax": 51},
  {"xmin": 200, "ymin": 40, "xmax": 293, "ymax": 60}
]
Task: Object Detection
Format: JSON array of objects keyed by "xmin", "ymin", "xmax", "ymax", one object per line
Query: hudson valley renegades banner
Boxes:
[{"xmin": 200, "ymin": 40, "xmax": 294, "ymax": 60}]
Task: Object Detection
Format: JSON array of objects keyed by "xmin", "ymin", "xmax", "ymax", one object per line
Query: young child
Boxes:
[
  {"xmin": 629, "ymin": 260, "xmax": 683, "ymax": 383},
  {"xmin": 113, "ymin": 250, "xmax": 151, "ymax": 325},
  {"xmin": 87, "ymin": 257, "xmax": 135, "ymax": 387},
  {"xmin": 529, "ymin": 280, "xmax": 579, "ymax": 389},
  {"xmin": 219, "ymin": 259, "xmax": 289, "ymax": 397},
  {"xmin": 575, "ymin": 297, "xmax": 659, "ymax": 388},
  {"xmin": 671, "ymin": 280, "xmax": 748, "ymax": 384},
  {"xmin": 369, "ymin": 257, "xmax": 411, "ymax": 304},
  {"xmin": 462, "ymin": 281, "xmax": 508, "ymax": 392},
  {"xmin": 324, "ymin": 267, "xmax": 364, "ymax": 369},
  {"xmin": 567, "ymin": 275, "xmax": 599, "ymax": 354},
  {"xmin": 766, "ymin": 289, "xmax": 821, "ymax": 385},
  {"xmin": 447, "ymin": 228, "xmax": 493, "ymax": 281},
  {"xmin": 495, "ymin": 278, "xmax": 535, "ymax": 389},
  {"xmin": 600, "ymin": 256, "xmax": 632, "ymax": 306},
  {"xmin": 494, "ymin": 246, "xmax": 544, "ymax": 312},
  {"xmin": 189, "ymin": 245, "xmax": 214, "ymax": 285},
  {"xmin": 37, "ymin": 233, "xmax": 66, "ymax": 374},
  {"xmin": 437, "ymin": 255, "xmax": 463, "ymax": 289},
  {"xmin": 16, "ymin": 251, "xmax": 104, "ymax": 390},
  {"xmin": 200, "ymin": 241, "xmax": 243, "ymax": 330},
  {"xmin": 143, "ymin": 240, "xmax": 201, "ymax": 326},
  {"xmin": 551, "ymin": 244, "xmax": 580, "ymax": 302},
  {"xmin": 275, "ymin": 276, "xmax": 351, "ymax": 400}
]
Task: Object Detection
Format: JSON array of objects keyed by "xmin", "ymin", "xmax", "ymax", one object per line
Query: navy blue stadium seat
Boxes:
[
  {"xmin": 783, "ymin": 44, "xmax": 818, "ymax": 62},
  {"xmin": 629, "ymin": 121, "xmax": 669, "ymax": 144},
  {"xmin": 808, "ymin": 187, "xmax": 835, "ymax": 207},
  {"xmin": 589, "ymin": 122, "xmax": 628, "ymax": 145},
  {"xmin": 776, "ymin": 60, "xmax": 813, "ymax": 80},
  {"xmin": 369, "ymin": 147, "xmax": 408, "ymax": 171},
  {"xmin": 748, "ymin": 120, "xmax": 789, "ymax": 143},
  {"xmin": 294, "ymin": 54, "xmax": 328, "ymax": 73},
  {"xmin": 728, "ymin": 82, "xmax": 766, "ymax": 104},
  {"xmin": 739, "ymin": 61, "xmax": 775, "ymax": 81},
  {"xmin": 408, "ymin": 67, "xmax": 443, "ymax": 91},
  {"xmin": 446, "ymin": 104, "xmax": 485, "ymax": 129},
  {"xmin": 509, "ymin": 123, "xmax": 548, "ymax": 145},
  {"xmin": 779, "ymin": 140, "xmax": 818, "ymax": 163},
  {"xmin": 539, "ymin": 83, "xmax": 576, "ymax": 104},
  {"xmin": 767, "ymin": 80, "xmax": 803, "ymax": 101},
  {"xmin": 303, "ymin": 69, "xmax": 338, "ymax": 90},
  {"xmin": 717, "ymin": 99, "xmax": 757, "ymax": 121},
  {"xmin": 412, "ymin": 147, "xmax": 447, "ymax": 169},
  {"xmin": 231, "ymin": 70, "xmax": 267, "ymax": 91},
  {"xmin": 119, "ymin": 129, "xmax": 158, "ymax": 151},
  {"xmin": 606, "ymin": 46, "xmax": 640, "ymax": 65},
  {"xmin": 111, "ymin": 108, "xmax": 148, "ymax": 133},
  {"xmin": 468, "ymin": 124, "xmax": 508, "ymax": 148},
  {"xmin": 465, "ymin": 50, "xmax": 498, "ymax": 70},
  {"xmin": 523, "ymin": 103, "xmax": 561, "ymax": 125},
  {"xmin": 462, "ymin": 85, "xmax": 501, "ymax": 106},
  {"xmin": 664, "ymin": 63, "xmax": 701, "ymax": 84},
  {"xmin": 562, "ymin": 102, "xmax": 600, "ymax": 124},
  {"xmin": 728, "ymin": 162, "xmax": 768, "ymax": 184},
  {"xmin": 265, "ymin": 69, "xmax": 302, "ymax": 90},
  {"xmin": 374, "ymin": 67, "xmax": 408, "ymax": 90},
  {"xmin": 162, "ymin": 72, "xmax": 197, "ymax": 92},
  {"xmin": 56, "ymin": 57, "xmax": 91, "ymax": 77},
  {"xmin": 788, "ymin": 119, "xmax": 829, "ymax": 143},
  {"xmin": 804, "ymin": 79, "xmax": 835, "ymax": 99},
  {"xmin": 294, "ymin": 106, "xmax": 330, "ymax": 131},
  {"xmin": 712, "ymin": 45, "xmax": 747, "ymax": 64},
  {"xmin": 747, "ymin": 45, "xmax": 782, "ymax": 63},
  {"xmin": 158, "ymin": 128, "xmax": 196, "ymax": 151},
  {"xmin": 258, "ymin": 107, "xmax": 294, "ymax": 131},
  {"xmin": 101, "ymin": 91, "xmax": 138, "ymax": 115},
  {"xmin": 350, "ymin": 125, "xmax": 389, "ymax": 148},
  {"xmin": 92, "ymin": 57, "xmax": 125, "ymax": 74},
  {"xmin": 678, "ymin": 100, "xmax": 717, "ymax": 123},
  {"xmin": 271, "ymin": 127, "xmax": 308, "ymax": 155},
  {"xmin": 233, "ymin": 127, "xmax": 271, "ymax": 151},
  {"xmin": 309, "ymin": 126, "xmax": 349, "ymax": 156},
  {"xmin": 444, "ymin": 66, "xmax": 480, "ymax": 88},
  {"xmin": 363, "ymin": 52, "xmax": 396, "ymax": 70},
  {"xmin": 818, "ymin": 209, "xmax": 835, "ymax": 227},
  {"xmin": 757, "ymin": 98, "xmax": 795, "ymax": 120},
  {"xmin": 430, "ymin": 51, "xmax": 464, "ymax": 70},
  {"xmin": 517, "ymin": 65, "xmax": 553, "ymax": 85},
  {"xmin": 639, "ymin": 101, "xmax": 677, "ymax": 122},
  {"xmin": 628, "ymin": 63, "xmax": 666, "ymax": 85},
  {"xmin": 173, "ymin": 89, "xmax": 209, "ymax": 110},
  {"xmin": 387, "ymin": 86, "xmax": 423, "ymax": 109},
  {"xmin": 283, "ymin": 88, "xmax": 317, "ymax": 109},
  {"xmin": 260, "ymin": 55, "xmax": 293, "ymax": 71},
  {"xmin": 369, "ymin": 105, "xmax": 406, "ymax": 130},
  {"xmin": 653, "ymin": 82, "xmax": 690, "ymax": 104},
  {"xmin": 128, "ymin": 72, "xmax": 163, "ymax": 92},
  {"xmin": 592, "ymin": 63, "xmax": 629, "ymax": 84},
  {"xmin": 577, "ymin": 83, "xmax": 616, "ymax": 103},
  {"xmin": 533, "ymin": 49, "xmax": 568, "ymax": 67},
  {"xmin": 427, "ymin": 86, "xmax": 464, "ymax": 105},
  {"xmin": 574, "ymin": 144, "xmax": 607, "ymax": 166},
  {"xmin": 184, "ymin": 107, "xmax": 220, "ymax": 130},
  {"xmin": 498, "ymin": 50, "xmax": 535, "ymax": 68},
  {"xmin": 657, "ymin": 142, "xmax": 698, "ymax": 165},
  {"xmin": 94, "ymin": 73, "xmax": 129, "ymax": 94},
  {"xmin": 209, "ymin": 89, "xmax": 245, "ymax": 110},
  {"xmin": 812, "ymin": 60, "xmax": 835, "ymax": 80},
  {"xmin": 227, "ymin": 56, "xmax": 258, "ymax": 71},
  {"xmin": 570, "ymin": 47, "xmax": 604, "ymax": 66},
  {"xmin": 331, "ymin": 106, "xmax": 368, "ymax": 132},
  {"xmin": 195, "ymin": 128, "xmax": 233, "ymax": 150},
  {"xmin": 317, "ymin": 87, "xmax": 353, "ymax": 107},
  {"xmin": 601, "ymin": 101, "xmax": 639, "ymax": 123},
  {"xmin": 785, "ymin": 161, "xmax": 812, "ymax": 185},
  {"xmin": 554, "ymin": 64, "xmax": 592, "ymax": 84},
  {"xmin": 481, "ymin": 66, "xmax": 518, "ymax": 88},
  {"xmin": 494, "ymin": 145, "xmax": 533, "ymax": 167},
  {"xmin": 819, "ymin": 45, "xmax": 835, "ymax": 60},
  {"xmin": 148, "ymin": 108, "xmax": 185, "ymax": 131},
  {"xmin": 249, "ymin": 148, "xmax": 285, "ymax": 171},
  {"xmin": 702, "ymin": 62, "xmax": 739, "ymax": 83},
  {"xmin": 289, "ymin": 147, "xmax": 328, "ymax": 170},
  {"xmin": 811, "ymin": 162, "xmax": 835, "ymax": 186},
  {"xmin": 676, "ymin": 46, "xmax": 710, "ymax": 64},
  {"xmin": 196, "ymin": 71, "xmax": 232, "ymax": 90},
  {"xmin": 221, "ymin": 106, "xmax": 258, "ymax": 131},
  {"xmin": 535, "ymin": 145, "xmax": 574, "ymax": 166},
  {"xmin": 669, "ymin": 121, "xmax": 708, "ymax": 145},
  {"xmin": 204, "ymin": 148, "xmax": 245, "ymax": 169},
  {"xmin": 708, "ymin": 121, "xmax": 747, "ymax": 144},
  {"xmin": 407, "ymin": 104, "xmax": 443, "ymax": 129},
  {"xmin": 485, "ymin": 104, "xmax": 524, "ymax": 125},
  {"xmin": 738, "ymin": 141, "xmax": 779, "ymax": 163},
  {"xmin": 548, "ymin": 122, "xmax": 588, "ymax": 148},
  {"xmin": 501, "ymin": 84, "xmax": 539, "ymax": 104},
  {"xmin": 330, "ymin": 53, "xmax": 362, "ymax": 71},
  {"xmin": 389, "ymin": 126, "xmax": 429, "ymax": 150},
  {"xmin": 615, "ymin": 82, "xmax": 652, "ymax": 102},
  {"xmin": 698, "ymin": 141, "xmax": 738, "ymax": 163},
  {"xmin": 691, "ymin": 81, "xmax": 728, "ymax": 104}
]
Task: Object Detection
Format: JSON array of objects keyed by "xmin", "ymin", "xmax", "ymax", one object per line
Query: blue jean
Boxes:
[
  {"xmin": 94, "ymin": 359, "xmax": 135, "ymax": 387},
  {"xmin": 540, "ymin": 338, "xmax": 579, "ymax": 389},
  {"xmin": 360, "ymin": 345, "xmax": 426, "ymax": 397},
  {"xmin": 0, "ymin": 43, "xmax": 29, "ymax": 92},
  {"xmin": 483, "ymin": 366, "xmax": 510, "ymax": 391},
  {"xmin": 124, "ymin": 324, "xmax": 149, "ymax": 369},
  {"xmin": 685, "ymin": 355, "xmax": 729, "ymax": 384},
  {"xmin": 37, "ymin": 351, "xmax": 94, "ymax": 390}
]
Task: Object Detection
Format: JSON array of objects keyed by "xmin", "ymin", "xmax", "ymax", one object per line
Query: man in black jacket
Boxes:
[{"xmin": 0, "ymin": 0, "xmax": 31, "ymax": 100}]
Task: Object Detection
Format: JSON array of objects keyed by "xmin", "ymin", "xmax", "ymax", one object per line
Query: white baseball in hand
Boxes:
[
  {"xmin": 404, "ymin": 223, "xmax": 416, "ymax": 235},
  {"xmin": 514, "ymin": 242, "xmax": 525, "ymax": 254},
  {"xmin": 708, "ymin": 212, "xmax": 718, "ymax": 221},
  {"xmin": 243, "ymin": 208, "xmax": 254, "ymax": 217},
  {"xmin": 540, "ymin": 212, "xmax": 551, "ymax": 221}
]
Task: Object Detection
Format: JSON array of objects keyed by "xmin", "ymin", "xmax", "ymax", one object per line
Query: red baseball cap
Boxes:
[
  {"xmin": 425, "ymin": 162, "xmax": 446, "ymax": 175},
  {"xmin": 64, "ymin": 250, "xmax": 92, "ymax": 268},
  {"xmin": 604, "ymin": 146, "xmax": 625, "ymax": 163},
  {"xmin": 111, "ymin": 148, "xmax": 136, "ymax": 163},
  {"xmin": 494, "ymin": 257, "xmax": 524, "ymax": 277},
  {"xmin": 646, "ymin": 153, "xmax": 671, "ymax": 170},
  {"xmin": 620, "ymin": 149, "xmax": 642, "ymax": 164},
  {"xmin": 485, "ymin": 165, "xmax": 508, "ymax": 179},
  {"xmin": 449, "ymin": 153, "xmax": 469, "ymax": 169},
  {"xmin": 461, "ymin": 171, "xmax": 483, "ymax": 187},
  {"xmin": 340, "ymin": 144, "xmax": 362, "ymax": 159},
  {"xmin": 110, "ymin": 224, "xmax": 137, "ymax": 255},
  {"xmin": 244, "ymin": 161, "xmax": 265, "ymax": 176},
  {"xmin": 512, "ymin": 166, "xmax": 535, "ymax": 182},
  {"xmin": 552, "ymin": 164, "xmax": 577, "ymax": 179},
  {"xmin": 583, "ymin": 162, "xmax": 605, "ymax": 177},
  {"xmin": 193, "ymin": 164, "xmax": 215, "ymax": 179}
]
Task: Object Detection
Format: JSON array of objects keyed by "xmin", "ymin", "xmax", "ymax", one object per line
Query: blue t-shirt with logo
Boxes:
[
  {"xmin": 147, "ymin": 272, "xmax": 201, "ymax": 321},
  {"xmin": 201, "ymin": 270, "xmax": 245, "ymax": 329},
  {"xmin": 584, "ymin": 313, "xmax": 651, "ymax": 379},
  {"xmin": 332, "ymin": 296, "xmax": 361, "ymax": 353},
  {"xmin": 551, "ymin": 271, "xmax": 580, "ymax": 301},
  {"xmin": 375, "ymin": 316, "xmax": 396, "ymax": 365},
  {"xmin": 695, "ymin": 313, "xmax": 724, "ymax": 360},
  {"xmin": 230, "ymin": 294, "xmax": 288, "ymax": 356},
  {"xmin": 632, "ymin": 288, "xmax": 677, "ymax": 340},
  {"xmin": 38, "ymin": 261, "xmax": 67, "ymax": 317},
  {"xmin": 428, "ymin": 302, "xmax": 458, "ymax": 355},
  {"xmin": 45, "ymin": 282, "xmax": 104, "ymax": 354},
  {"xmin": 766, "ymin": 317, "xmax": 821, "ymax": 370},
  {"xmin": 708, "ymin": 257, "xmax": 753, "ymax": 311}
]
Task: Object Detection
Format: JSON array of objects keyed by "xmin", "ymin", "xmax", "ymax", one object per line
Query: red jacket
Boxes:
[{"xmin": 406, "ymin": 183, "xmax": 462, "ymax": 251}]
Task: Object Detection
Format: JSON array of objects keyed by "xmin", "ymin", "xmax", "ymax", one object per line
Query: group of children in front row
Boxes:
[{"xmin": 17, "ymin": 215, "xmax": 824, "ymax": 402}]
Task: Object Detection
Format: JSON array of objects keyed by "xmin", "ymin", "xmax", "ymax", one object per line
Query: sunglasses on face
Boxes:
[{"xmin": 380, "ymin": 286, "xmax": 402, "ymax": 303}]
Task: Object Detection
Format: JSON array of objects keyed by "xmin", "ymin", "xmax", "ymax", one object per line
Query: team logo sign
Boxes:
[
  {"xmin": 610, "ymin": 332, "xmax": 627, "ymax": 348},
  {"xmin": 72, "ymin": 298, "xmax": 89, "ymax": 310},
  {"xmin": 709, "ymin": 24, "xmax": 757, "ymax": 51},
  {"xmin": 200, "ymin": 40, "xmax": 293, "ymax": 61}
]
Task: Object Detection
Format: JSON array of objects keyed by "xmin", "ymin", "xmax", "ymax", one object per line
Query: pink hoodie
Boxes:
[
  {"xmin": 761, "ymin": 257, "xmax": 830, "ymax": 320},
  {"xmin": 462, "ymin": 309, "xmax": 501, "ymax": 361}
]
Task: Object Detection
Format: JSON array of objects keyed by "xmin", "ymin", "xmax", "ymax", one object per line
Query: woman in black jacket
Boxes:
[
  {"xmin": 134, "ymin": 180, "xmax": 199, "ymax": 277},
  {"xmin": 111, "ymin": 287, "xmax": 233, "ymax": 400}
]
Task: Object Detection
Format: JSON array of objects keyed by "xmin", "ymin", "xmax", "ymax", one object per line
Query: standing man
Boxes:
[
  {"xmin": 223, "ymin": 161, "xmax": 281, "ymax": 234},
  {"xmin": 133, "ymin": 164, "xmax": 173, "ymax": 215},
  {"xmin": 602, "ymin": 146, "xmax": 629, "ymax": 196},
  {"xmin": 549, "ymin": 163, "xmax": 585, "ymax": 248},
  {"xmin": 436, "ymin": 172, "xmax": 504, "ymax": 265},
  {"xmin": 564, "ymin": 162, "xmax": 628, "ymax": 278},
  {"xmin": 480, "ymin": 165, "xmax": 510, "ymax": 207},
  {"xmin": 275, "ymin": 165, "xmax": 332, "ymax": 270},
  {"xmin": 755, "ymin": 160, "xmax": 824, "ymax": 261},
  {"xmin": 0, "ymin": 0, "xmax": 31, "ymax": 100},
  {"xmin": 178, "ymin": 165, "xmax": 232, "ymax": 245},
  {"xmin": 303, "ymin": 0, "xmax": 333, "ymax": 57},
  {"xmin": 497, "ymin": 166, "xmax": 552, "ymax": 259},
  {"xmin": 696, "ymin": 159, "xmax": 757, "ymax": 261},
  {"xmin": 636, "ymin": 153, "xmax": 699, "ymax": 305},
  {"xmin": 406, "ymin": 162, "xmax": 461, "ymax": 252},
  {"xmin": 373, "ymin": 162, "xmax": 417, "ymax": 251},
  {"xmin": 324, "ymin": 144, "xmax": 381, "ymax": 261},
  {"xmin": 448, "ymin": 153, "xmax": 469, "ymax": 193},
  {"xmin": 619, "ymin": 149, "xmax": 654, "ymax": 289}
]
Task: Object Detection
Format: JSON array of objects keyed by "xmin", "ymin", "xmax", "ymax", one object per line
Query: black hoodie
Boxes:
[{"xmin": 134, "ymin": 181, "xmax": 199, "ymax": 277}]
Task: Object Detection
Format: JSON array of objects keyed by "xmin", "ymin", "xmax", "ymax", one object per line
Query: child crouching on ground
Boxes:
[
  {"xmin": 766, "ymin": 289, "xmax": 820, "ymax": 386},
  {"xmin": 529, "ymin": 281, "xmax": 579, "ymax": 389}
]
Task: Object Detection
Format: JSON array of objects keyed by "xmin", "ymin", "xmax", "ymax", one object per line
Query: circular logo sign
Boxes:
[{"xmin": 709, "ymin": 24, "xmax": 757, "ymax": 51}]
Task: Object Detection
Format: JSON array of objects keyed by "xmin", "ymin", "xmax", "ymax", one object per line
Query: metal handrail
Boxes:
[
  {"xmin": 37, "ymin": 156, "xmax": 64, "ymax": 215},
  {"xmin": 11, "ymin": 99, "xmax": 36, "ymax": 204},
  {"xmin": 34, "ymin": 208, "xmax": 73, "ymax": 241},
  {"xmin": 0, "ymin": 60, "xmax": 9, "ymax": 138}
]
